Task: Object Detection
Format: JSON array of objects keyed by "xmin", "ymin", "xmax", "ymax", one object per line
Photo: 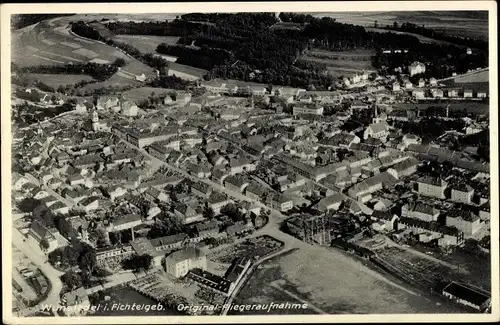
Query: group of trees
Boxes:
[
  {"xmin": 48, "ymin": 240, "xmax": 95, "ymax": 271},
  {"xmin": 146, "ymin": 215, "xmax": 185, "ymax": 239},
  {"xmin": 156, "ymin": 44, "xmax": 233, "ymax": 71},
  {"xmin": 17, "ymin": 62, "xmax": 118, "ymax": 81},
  {"xmin": 121, "ymin": 254, "xmax": 153, "ymax": 272},
  {"xmin": 105, "ymin": 19, "xmax": 204, "ymax": 37},
  {"xmin": 147, "ymin": 75, "xmax": 194, "ymax": 90},
  {"xmin": 12, "ymin": 101, "xmax": 74, "ymax": 125},
  {"xmin": 220, "ymin": 203, "xmax": 246, "ymax": 223}
]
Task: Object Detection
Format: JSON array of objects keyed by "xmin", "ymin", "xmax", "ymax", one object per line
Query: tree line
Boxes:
[
  {"xmin": 16, "ymin": 62, "xmax": 118, "ymax": 81},
  {"xmin": 71, "ymin": 21, "xmax": 169, "ymax": 71}
]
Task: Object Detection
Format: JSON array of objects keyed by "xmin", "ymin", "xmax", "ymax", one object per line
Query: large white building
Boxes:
[
  {"xmin": 293, "ymin": 104, "xmax": 324, "ymax": 116},
  {"xmin": 408, "ymin": 62, "xmax": 426, "ymax": 76},
  {"xmin": 165, "ymin": 246, "xmax": 207, "ymax": 278}
]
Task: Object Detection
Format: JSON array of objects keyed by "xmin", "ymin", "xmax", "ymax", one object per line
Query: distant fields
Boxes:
[
  {"xmin": 312, "ymin": 11, "xmax": 488, "ymax": 41},
  {"xmin": 25, "ymin": 73, "xmax": 95, "ymax": 87},
  {"xmin": 365, "ymin": 27, "xmax": 454, "ymax": 46},
  {"xmin": 111, "ymin": 35, "xmax": 180, "ymax": 53}
]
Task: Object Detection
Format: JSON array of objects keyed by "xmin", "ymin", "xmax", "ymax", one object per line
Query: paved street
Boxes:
[{"xmin": 12, "ymin": 228, "xmax": 63, "ymax": 316}]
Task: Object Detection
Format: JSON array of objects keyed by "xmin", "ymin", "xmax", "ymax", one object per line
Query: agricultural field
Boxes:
[
  {"xmin": 111, "ymin": 35, "xmax": 180, "ymax": 53},
  {"xmin": 299, "ymin": 49, "xmax": 375, "ymax": 78},
  {"xmin": 22, "ymin": 73, "xmax": 95, "ymax": 88},
  {"xmin": 11, "ymin": 18, "xmax": 155, "ymax": 84},
  {"xmin": 233, "ymin": 244, "xmax": 465, "ymax": 314}
]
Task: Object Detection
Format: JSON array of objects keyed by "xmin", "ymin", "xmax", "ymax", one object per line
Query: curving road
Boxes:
[{"xmin": 12, "ymin": 228, "xmax": 64, "ymax": 316}]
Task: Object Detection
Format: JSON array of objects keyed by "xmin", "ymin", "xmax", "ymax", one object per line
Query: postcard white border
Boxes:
[{"xmin": 1, "ymin": 1, "xmax": 498, "ymax": 324}]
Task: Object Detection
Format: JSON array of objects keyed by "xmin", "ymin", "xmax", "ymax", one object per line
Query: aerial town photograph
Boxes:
[{"xmin": 4, "ymin": 4, "xmax": 496, "ymax": 322}]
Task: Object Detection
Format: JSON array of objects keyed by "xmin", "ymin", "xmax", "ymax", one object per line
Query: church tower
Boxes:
[{"xmin": 91, "ymin": 110, "xmax": 99, "ymax": 132}]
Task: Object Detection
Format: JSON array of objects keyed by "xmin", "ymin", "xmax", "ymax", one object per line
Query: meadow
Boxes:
[
  {"xmin": 24, "ymin": 73, "xmax": 95, "ymax": 88},
  {"xmin": 111, "ymin": 35, "xmax": 180, "ymax": 53}
]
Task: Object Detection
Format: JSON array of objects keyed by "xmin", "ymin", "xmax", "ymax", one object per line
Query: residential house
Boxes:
[
  {"xmin": 402, "ymin": 202, "xmax": 440, "ymax": 222},
  {"xmin": 431, "ymin": 89, "xmax": 444, "ymax": 98},
  {"xmin": 245, "ymin": 182, "xmax": 268, "ymax": 202},
  {"xmin": 75, "ymin": 99, "xmax": 94, "ymax": 113},
  {"xmin": 465, "ymin": 122, "xmax": 486, "ymax": 135},
  {"xmin": 195, "ymin": 220, "xmax": 219, "ymax": 239},
  {"xmin": 229, "ymin": 158, "xmax": 256, "ymax": 175},
  {"xmin": 387, "ymin": 157, "xmax": 420, "ymax": 179},
  {"xmin": 185, "ymin": 162, "xmax": 212, "ymax": 178},
  {"xmin": 412, "ymin": 89, "xmax": 425, "ymax": 99},
  {"xmin": 271, "ymin": 194, "xmax": 294, "ymax": 212},
  {"xmin": 312, "ymin": 192, "xmax": 345, "ymax": 213},
  {"xmin": 476, "ymin": 90, "xmax": 488, "ymax": 98},
  {"xmin": 61, "ymin": 287, "xmax": 90, "ymax": 316},
  {"xmin": 190, "ymin": 181, "xmax": 213, "ymax": 199},
  {"xmin": 463, "ymin": 89, "xmax": 473, "ymax": 98},
  {"xmin": 416, "ymin": 176, "xmax": 447, "ymax": 199},
  {"xmin": 447, "ymin": 89, "xmax": 459, "ymax": 98},
  {"xmin": 371, "ymin": 211, "xmax": 399, "ymax": 231},
  {"xmin": 107, "ymin": 213, "xmax": 142, "ymax": 232},
  {"xmin": 398, "ymin": 217, "xmax": 464, "ymax": 247},
  {"xmin": 150, "ymin": 233, "xmax": 189, "ymax": 252},
  {"xmin": 450, "ymin": 183, "xmax": 474, "ymax": 204},
  {"xmin": 446, "ymin": 209, "xmax": 481, "ymax": 236},
  {"xmin": 96, "ymin": 96, "xmax": 119, "ymax": 110},
  {"xmin": 27, "ymin": 220, "xmax": 59, "ymax": 253},
  {"xmin": 143, "ymin": 187, "xmax": 169, "ymax": 203},
  {"xmin": 224, "ymin": 175, "xmax": 250, "ymax": 193},
  {"xmin": 173, "ymin": 202, "xmax": 204, "ymax": 224},
  {"xmin": 293, "ymin": 104, "xmax": 324, "ymax": 116},
  {"xmin": 78, "ymin": 196, "xmax": 100, "ymax": 212}
]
